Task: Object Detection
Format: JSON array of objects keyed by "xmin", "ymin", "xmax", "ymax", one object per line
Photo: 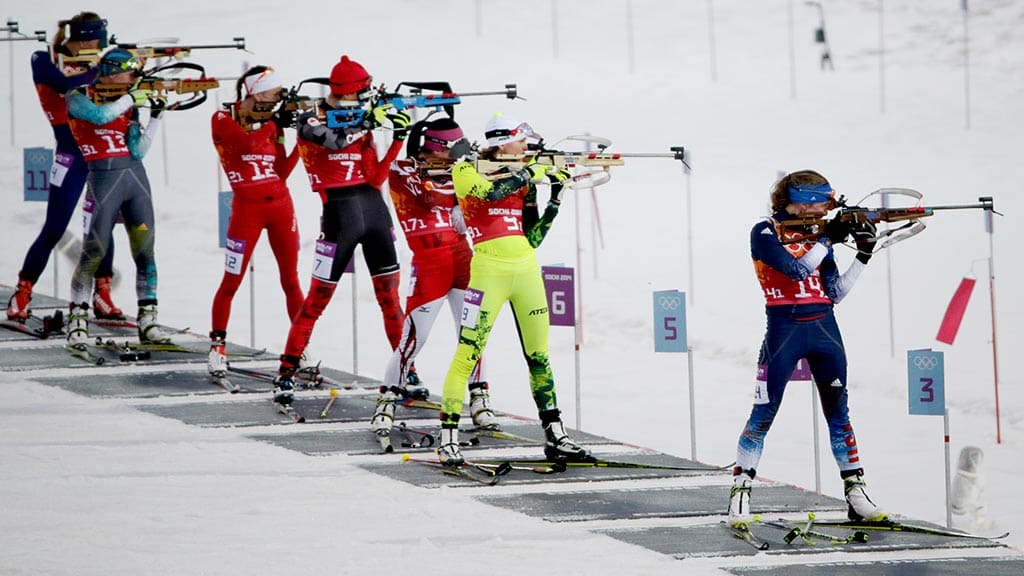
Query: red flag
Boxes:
[{"xmin": 936, "ymin": 278, "xmax": 976, "ymax": 344}]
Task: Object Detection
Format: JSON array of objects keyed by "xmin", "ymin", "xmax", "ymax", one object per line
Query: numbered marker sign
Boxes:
[
  {"xmin": 541, "ymin": 266, "xmax": 575, "ymax": 327},
  {"xmin": 908, "ymin": 350, "xmax": 945, "ymax": 416},
  {"xmin": 653, "ymin": 290, "xmax": 687, "ymax": 353},
  {"xmin": 218, "ymin": 191, "xmax": 233, "ymax": 248},
  {"xmin": 24, "ymin": 147, "xmax": 53, "ymax": 201}
]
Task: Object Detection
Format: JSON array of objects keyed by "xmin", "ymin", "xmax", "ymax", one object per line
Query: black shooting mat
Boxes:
[
  {"xmin": 30, "ymin": 366, "xmax": 273, "ymax": 398},
  {"xmin": 476, "ymin": 484, "xmax": 845, "ymax": 522},
  {"xmin": 359, "ymin": 451, "xmax": 726, "ymax": 489},
  {"xmin": 136, "ymin": 390, "xmax": 444, "ymax": 427},
  {"xmin": 249, "ymin": 421, "xmax": 612, "ymax": 457},
  {"xmin": 723, "ymin": 555, "xmax": 1019, "ymax": 574},
  {"xmin": 1, "ymin": 340, "xmax": 273, "ymax": 371},
  {"xmin": 600, "ymin": 522, "xmax": 1006, "ymax": 560}
]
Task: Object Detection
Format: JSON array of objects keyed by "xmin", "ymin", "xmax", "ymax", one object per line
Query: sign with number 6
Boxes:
[{"xmin": 541, "ymin": 266, "xmax": 575, "ymax": 327}]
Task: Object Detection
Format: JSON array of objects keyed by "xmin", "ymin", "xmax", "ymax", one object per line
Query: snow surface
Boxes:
[{"xmin": 1, "ymin": 1, "xmax": 1021, "ymax": 574}]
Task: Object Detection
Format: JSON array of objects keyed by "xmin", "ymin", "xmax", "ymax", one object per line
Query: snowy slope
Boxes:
[{"xmin": 1, "ymin": 1, "xmax": 1021, "ymax": 573}]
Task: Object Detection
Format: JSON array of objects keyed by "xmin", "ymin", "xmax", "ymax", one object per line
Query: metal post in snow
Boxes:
[
  {"xmin": 685, "ymin": 152, "xmax": 694, "ymax": 305},
  {"xmin": 551, "ymin": 0, "xmax": 559, "ymax": 60},
  {"xmin": 573, "ymin": 161, "xmax": 586, "ymax": 430},
  {"xmin": 688, "ymin": 348, "xmax": 697, "ymax": 461},
  {"xmin": 249, "ymin": 260, "xmax": 256, "ymax": 348},
  {"xmin": 626, "ymin": 0, "xmax": 636, "ymax": 74},
  {"xmin": 788, "ymin": 0, "xmax": 796, "ymax": 99},
  {"xmin": 161, "ymin": 120, "xmax": 170, "ymax": 185},
  {"xmin": 986, "ymin": 208, "xmax": 1000, "ymax": 443},
  {"xmin": 706, "ymin": 0, "xmax": 718, "ymax": 82},
  {"xmin": 352, "ymin": 263, "xmax": 359, "ymax": 375},
  {"xmin": 879, "ymin": 0, "xmax": 886, "ymax": 114},
  {"xmin": 8, "ymin": 26, "xmax": 14, "ymax": 147},
  {"xmin": 944, "ymin": 407, "xmax": 953, "ymax": 528},
  {"xmin": 812, "ymin": 382, "xmax": 822, "ymax": 494},
  {"xmin": 963, "ymin": 3, "xmax": 971, "ymax": 130},
  {"xmin": 883, "ymin": 191, "xmax": 896, "ymax": 357}
]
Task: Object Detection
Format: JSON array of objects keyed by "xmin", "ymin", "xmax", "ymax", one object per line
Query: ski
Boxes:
[
  {"xmin": 209, "ymin": 373, "xmax": 241, "ymax": 393},
  {"xmin": 463, "ymin": 426, "xmax": 535, "ymax": 444},
  {"xmin": 275, "ymin": 401, "xmax": 305, "ymax": 423},
  {"xmin": 761, "ymin": 520, "xmax": 868, "ymax": 545},
  {"xmin": 402, "ymin": 454, "xmax": 501, "ymax": 486},
  {"xmin": 811, "ymin": 519, "xmax": 1009, "ymax": 540},
  {"xmin": 721, "ymin": 521, "xmax": 769, "ymax": 550},
  {"xmin": 65, "ymin": 343, "xmax": 108, "ymax": 365},
  {"xmin": 399, "ymin": 397, "xmax": 442, "ymax": 411},
  {"xmin": 478, "ymin": 458, "xmax": 728, "ymax": 473},
  {"xmin": 1, "ymin": 311, "xmax": 64, "ymax": 339}
]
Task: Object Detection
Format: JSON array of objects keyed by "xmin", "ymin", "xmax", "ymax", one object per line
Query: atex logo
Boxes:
[
  {"xmin": 658, "ymin": 296, "xmax": 681, "ymax": 310},
  {"xmin": 529, "ymin": 307, "xmax": 548, "ymax": 316},
  {"xmin": 913, "ymin": 355, "xmax": 940, "ymax": 370}
]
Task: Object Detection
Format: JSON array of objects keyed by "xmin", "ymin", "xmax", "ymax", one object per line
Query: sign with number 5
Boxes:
[
  {"xmin": 908, "ymin": 349, "xmax": 945, "ymax": 415},
  {"xmin": 654, "ymin": 290, "xmax": 687, "ymax": 353}
]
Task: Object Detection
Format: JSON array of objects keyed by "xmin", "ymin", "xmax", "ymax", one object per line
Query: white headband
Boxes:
[{"xmin": 244, "ymin": 69, "xmax": 281, "ymax": 96}]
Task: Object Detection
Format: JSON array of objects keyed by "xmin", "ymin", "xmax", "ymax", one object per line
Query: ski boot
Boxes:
[
  {"xmin": 208, "ymin": 331, "xmax": 228, "ymax": 378},
  {"xmin": 469, "ymin": 381, "xmax": 498, "ymax": 430},
  {"xmin": 402, "ymin": 366, "xmax": 430, "ymax": 400},
  {"xmin": 543, "ymin": 419, "xmax": 591, "ymax": 462},
  {"xmin": 844, "ymin": 471, "xmax": 888, "ymax": 521},
  {"xmin": 6, "ymin": 278, "xmax": 32, "ymax": 321},
  {"xmin": 137, "ymin": 303, "xmax": 171, "ymax": 344},
  {"xmin": 438, "ymin": 426, "xmax": 464, "ymax": 468},
  {"xmin": 728, "ymin": 470, "xmax": 754, "ymax": 528},
  {"xmin": 370, "ymin": 386, "xmax": 398, "ymax": 435},
  {"xmin": 66, "ymin": 303, "xmax": 90, "ymax": 346},
  {"xmin": 92, "ymin": 276, "xmax": 125, "ymax": 320}
]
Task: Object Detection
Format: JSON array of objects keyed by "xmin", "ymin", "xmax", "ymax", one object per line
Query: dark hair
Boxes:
[
  {"xmin": 236, "ymin": 65, "xmax": 271, "ymax": 102},
  {"xmin": 53, "ymin": 12, "xmax": 104, "ymax": 58},
  {"xmin": 771, "ymin": 170, "xmax": 830, "ymax": 212}
]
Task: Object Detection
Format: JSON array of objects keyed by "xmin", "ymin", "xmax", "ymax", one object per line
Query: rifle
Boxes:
[
  {"xmin": 421, "ymin": 136, "xmax": 687, "ymax": 188},
  {"xmin": 324, "ymin": 81, "xmax": 518, "ymax": 129},
  {"xmin": 777, "ymin": 189, "xmax": 996, "ymax": 249},
  {"xmin": 60, "ymin": 36, "xmax": 245, "ymax": 66},
  {"xmin": 92, "ymin": 61, "xmax": 219, "ymax": 111},
  {"xmin": 1, "ymin": 19, "xmax": 46, "ymax": 42}
]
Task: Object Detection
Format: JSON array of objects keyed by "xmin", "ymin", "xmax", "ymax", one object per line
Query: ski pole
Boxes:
[{"xmin": 319, "ymin": 388, "xmax": 338, "ymax": 419}]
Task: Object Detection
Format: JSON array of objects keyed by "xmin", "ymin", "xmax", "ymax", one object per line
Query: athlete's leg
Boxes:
[
  {"xmin": 264, "ymin": 196, "xmax": 304, "ymax": 321},
  {"xmin": 507, "ymin": 254, "xmax": 557, "ymax": 415},
  {"xmin": 806, "ymin": 314, "xmax": 860, "ymax": 474},
  {"xmin": 734, "ymin": 315, "xmax": 804, "ymax": 475},
  {"xmin": 360, "ymin": 193, "xmax": 403, "ymax": 349},
  {"xmin": 210, "ymin": 200, "xmax": 264, "ymax": 333},
  {"xmin": 70, "ymin": 169, "xmax": 123, "ymax": 305},
  {"xmin": 119, "ymin": 162, "xmax": 158, "ymax": 303}
]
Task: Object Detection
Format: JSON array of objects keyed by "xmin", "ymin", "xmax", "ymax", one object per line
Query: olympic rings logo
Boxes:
[
  {"xmin": 658, "ymin": 296, "xmax": 682, "ymax": 310},
  {"xmin": 913, "ymin": 355, "xmax": 939, "ymax": 370},
  {"xmin": 30, "ymin": 152, "xmax": 49, "ymax": 165}
]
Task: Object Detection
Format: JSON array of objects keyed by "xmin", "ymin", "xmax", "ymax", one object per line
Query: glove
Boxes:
[
  {"xmin": 448, "ymin": 138, "xmax": 474, "ymax": 162},
  {"xmin": 389, "ymin": 110, "xmax": 411, "ymax": 141},
  {"xmin": 851, "ymin": 219, "xmax": 877, "ymax": 264},
  {"xmin": 823, "ymin": 217, "xmax": 852, "ymax": 244},
  {"xmin": 524, "ymin": 161, "xmax": 553, "ymax": 183},
  {"xmin": 129, "ymin": 86, "xmax": 156, "ymax": 107},
  {"xmin": 546, "ymin": 167, "xmax": 572, "ymax": 184},
  {"xmin": 549, "ymin": 185, "xmax": 564, "ymax": 206},
  {"xmin": 148, "ymin": 96, "xmax": 167, "ymax": 119},
  {"xmin": 271, "ymin": 106, "xmax": 296, "ymax": 129}
]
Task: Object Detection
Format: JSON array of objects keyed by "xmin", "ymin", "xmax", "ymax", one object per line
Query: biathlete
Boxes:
[
  {"xmin": 436, "ymin": 113, "xmax": 586, "ymax": 467},
  {"xmin": 64, "ymin": 48, "xmax": 170, "ymax": 345},
  {"xmin": 207, "ymin": 66, "xmax": 304, "ymax": 378},
  {"xmin": 727, "ymin": 169, "xmax": 887, "ymax": 528},
  {"xmin": 271, "ymin": 55, "xmax": 410, "ymax": 405},
  {"xmin": 371, "ymin": 116, "xmax": 493, "ymax": 436},
  {"xmin": 7, "ymin": 13, "xmax": 123, "ymax": 322}
]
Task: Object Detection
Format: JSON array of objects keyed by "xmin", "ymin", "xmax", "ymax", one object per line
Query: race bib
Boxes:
[
  {"xmin": 312, "ymin": 240, "xmax": 337, "ymax": 281},
  {"xmin": 753, "ymin": 364, "xmax": 770, "ymax": 405},
  {"xmin": 82, "ymin": 196, "xmax": 95, "ymax": 236},
  {"xmin": 460, "ymin": 288, "xmax": 484, "ymax": 330},
  {"xmin": 50, "ymin": 152, "xmax": 74, "ymax": 187},
  {"xmin": 224, "ymin": 237, "xmax": 247, "ymax": 275}
]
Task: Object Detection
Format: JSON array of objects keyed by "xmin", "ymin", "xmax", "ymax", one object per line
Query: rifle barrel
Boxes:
[{"xmin": 926, "ymin": 202, "xmax": 993, "ymax": 211}]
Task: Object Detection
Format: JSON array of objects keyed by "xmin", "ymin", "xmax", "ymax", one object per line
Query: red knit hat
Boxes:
[{"xmin": 329, "ymin": 55, "xmax": 371, "ymax": 96}]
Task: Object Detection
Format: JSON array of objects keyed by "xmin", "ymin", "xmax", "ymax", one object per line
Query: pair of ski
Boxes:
[
  {"xmin": 402, "ymin": 453, "xmax": 508, "ymax": 486},
  {"xmin": 724, "ymin": 515, "xmax": 1009, "ymax": 551}
]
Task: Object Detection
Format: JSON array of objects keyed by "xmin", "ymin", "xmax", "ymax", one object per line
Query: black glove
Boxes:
[
  {"xmin": 851, "ymin": 220, "xmax": 877, "ymax": 264},
  {"xmin": 448, "ymin": 138, "xmax": 474, "ymax": 162},
  {"xmin": 823, "ymin": 217, "xmax": 852, "ymax": 244},
  {"xmin": 148, "ymin": 96, "xmax": 167, "ymax": 119},
  {"xmin": 549, "ymin": 184, "xmax": 564, "ymax": 206},
  {"xmin": 272, "ymin": 106, "xmax": 296, "ymax": 129}
]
